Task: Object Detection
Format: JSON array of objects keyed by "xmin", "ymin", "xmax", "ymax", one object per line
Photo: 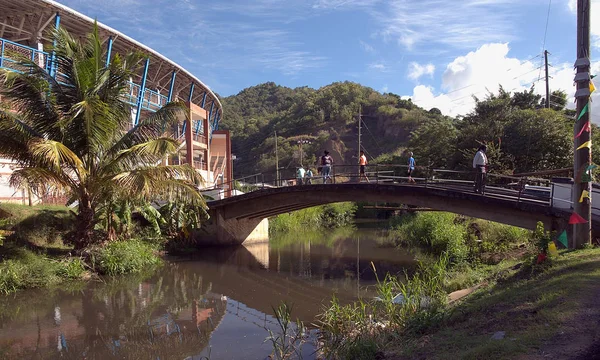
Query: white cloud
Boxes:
[
  {"xmin": 375, "ymin": 0, "xmax": 520, "ymax": 51},
  {"xmin": 405, "ymin": 42, "xmax": 600, "ymax": 121},
  {"xmin": 312, "ymin": 0, "xmax": 380, "ymax": 9},
  {"xmin": 359, "ymin": 40, "xmax": 375, "ymax": 53},
  {"xmin": 408, "ymin": 62, "xmax": 435, "ymax": 81},
  {"xmin": 567, "ymin": 0, "xmax": 600, "ymax": 48},
  {"xmin": 368, "ymin": 62, "xmax": 389, "ymax": 72}
]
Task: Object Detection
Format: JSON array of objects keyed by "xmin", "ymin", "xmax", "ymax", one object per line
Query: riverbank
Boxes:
[
  {"xmin": 312, "ymin": 211, "xmax": 600, "ymax": 359},
  {"xmin": 388, "ymin": 247, "xmax": 600, "ymax": 359},
  {"xmin": 0, "ymin": 204, "xmax": 162, "ymax": 294}
]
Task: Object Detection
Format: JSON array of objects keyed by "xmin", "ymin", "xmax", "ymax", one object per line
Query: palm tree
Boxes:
[{"xmin": 0, "ymin": 25, "xmax": 205, "ymax": 249}]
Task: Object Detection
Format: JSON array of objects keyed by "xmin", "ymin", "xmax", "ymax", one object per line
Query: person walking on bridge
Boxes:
[
  {"xmin": 473, "ymin": 145, "xmax": 488, "ymax": 194},
  {"xmin": 358, "ymin": 151, "xmax": 369, "ymax": 183},
  {"xmin": 305, "ymin": 168, "xmax": 314, "ymax": 184},
  {"xmin": 296, "ymin": 165, "xmax": 306, "ymax": 185},
  {"xmin": 407, "ymin": 152, "xmax": 416, "ymax": 183},
  {"xmin": 321, "ymin": 150, "xmax": 333, "ymax": 184}
]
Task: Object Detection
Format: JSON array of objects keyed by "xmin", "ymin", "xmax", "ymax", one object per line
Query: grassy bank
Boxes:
[
  {"xmin": 0, "ymin": 204, "xmax": 162, "ymax": 295},
  {"xmin": 269, "ymin": 202, "xmax": 357, "ymax": 234},
  {"xmin": 310, "ymin": 211, "xmax": 600, "ymax": 359}
]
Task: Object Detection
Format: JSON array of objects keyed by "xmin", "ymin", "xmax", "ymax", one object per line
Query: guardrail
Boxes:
[{"xmin": 210, "ymin": 164, "xmax": 568, "ymax": 207}]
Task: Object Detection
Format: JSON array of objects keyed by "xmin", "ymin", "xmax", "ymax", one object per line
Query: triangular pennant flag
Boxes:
[
  {"xmin": 577, "ymin": 103, "xmax": 589, "ymax": 121},
  {"xmin": 577, "ymin": 140, "xmax": 592, "ymax": 150},
  {"xmin": 557, "ymin": 230, "xmax": 568, "ymax": 248},
  {"xmin": 591, "ymin": 81, "xmax": 596, "ymax": 93},
  {"xmin": 548, "ymin": 242, "xmax": 559, "ymax": 257},
  {"xmin": 587, "ymin": 164, "xmax": 598, "ymax": 171},
  {"xmin": 569, "ymin": 212, "xmax": 588, "ymax": 224},
  {"xmin": 582, "ymin": 173, "xmax": 593, "ymax": 183},
  {"xmin": 575, "ymin": 121, "xmax": 591, "ymax": 138},
  {"xmin": 593, "ymin": 74, "xmax": 597, "ymax": 79},
  {"xmin": 579, "ymin": 190, "xmax": 591, "ymax": 203}
]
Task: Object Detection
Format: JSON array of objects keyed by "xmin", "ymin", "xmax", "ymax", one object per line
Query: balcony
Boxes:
[{"xmin": 0, "ymin": 38, "xmax": 168, "ymax": 113}]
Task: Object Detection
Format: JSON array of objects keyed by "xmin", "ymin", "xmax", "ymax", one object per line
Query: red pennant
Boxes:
[
  {"xmin": 575, "ymin": 121, "xmax": 591, "ymax": 139},
  {"xmin": 569, "ymin": 212, "xmax": 588, "ymax": 224}
]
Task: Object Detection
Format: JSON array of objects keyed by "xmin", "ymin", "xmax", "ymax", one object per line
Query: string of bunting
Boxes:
[{"xmin": 569, "ymin": 212, "xmax": 588, "ymax": 224}]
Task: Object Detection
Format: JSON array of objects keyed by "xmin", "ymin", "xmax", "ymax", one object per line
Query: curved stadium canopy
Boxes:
[{"xmin": 0, "ymin": 0, "xmax": 222, "ymax": 130}]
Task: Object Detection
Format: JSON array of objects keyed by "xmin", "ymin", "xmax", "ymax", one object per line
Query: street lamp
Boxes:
[{"xmin": 297, "ymin": 139, "xmax": 312, "ymax": 166}]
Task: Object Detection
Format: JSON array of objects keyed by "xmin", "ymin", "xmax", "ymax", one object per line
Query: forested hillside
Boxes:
[{"xmin": 219, "ymin": 81, "xmax": 598, "ymax": 179}]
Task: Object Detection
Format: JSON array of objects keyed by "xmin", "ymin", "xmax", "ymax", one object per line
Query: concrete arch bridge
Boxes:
[{"xmin": 197, "ymin": 181, "xmax": 600, "ymax": 246}]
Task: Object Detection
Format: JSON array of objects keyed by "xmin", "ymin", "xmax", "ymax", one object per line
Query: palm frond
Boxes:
[
  {"xmin": 9, "ymin": 167, "xmax": 73, "ymax": 190},
  {"xmin": 106, "ymin": 101, "xmax": 188, "ymax": 156},
  {"xmin": 111, "ymin": 164, "xmax": 205, "ymax": 204},
  {"xmin": 102, "ymin": 137, "xmax": 180, "ymax": 174},
  {"xmin": 28, "ymin": 139, "xmax": 86, "ymax": 180}
]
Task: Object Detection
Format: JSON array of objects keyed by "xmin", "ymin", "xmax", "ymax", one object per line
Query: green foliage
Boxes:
[
  {"xmin": 270, "ymin": 203, "xmax": 356, "ymax": 234},
  {"xmin": 530, "ymin": 221, "xmax": 552, "ymax": 255},
  {"xmin": 317, "ymin": 257, "xmax": 449, "ymax": 359},
  {"xmin": 90, "ymin": 239, "xmax": 162, "ymax": 276},
  {"xmin": 0, "ymin": 248, "xmax": 79, "ymax": 294},
  {"xmin": 392, "ymin": 212, "xmax": 468, "ymax": 264},
  {"xmin": 0, "ymin": 24, "xmax": 204, "ymax": 249},
  {"xmin": 265, "ymin": 303, "xmax": 307, "ymax": 360}
]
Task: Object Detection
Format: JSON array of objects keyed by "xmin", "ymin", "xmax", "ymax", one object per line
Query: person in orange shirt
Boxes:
[{"xmin": 359, "ymin": 150, "xmax": 369, "ymax": 183}]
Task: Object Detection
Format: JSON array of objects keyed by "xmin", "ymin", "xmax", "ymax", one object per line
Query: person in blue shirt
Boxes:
[{"xmin": 407, "ymin": 152, "xmax": 416, "ymax": 183}]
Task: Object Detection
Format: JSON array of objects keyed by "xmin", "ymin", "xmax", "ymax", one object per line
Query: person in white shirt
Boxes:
[{"xmin": 472, "ymin": 145, "xmax": 488, "ymax": 194}]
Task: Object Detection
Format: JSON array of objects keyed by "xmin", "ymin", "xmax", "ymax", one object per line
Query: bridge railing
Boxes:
[{"xmin": 218, "ymin": 164, "xmax": 559, "ymax": 205}]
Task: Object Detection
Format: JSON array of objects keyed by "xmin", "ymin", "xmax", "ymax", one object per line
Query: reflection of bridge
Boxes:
[{"xmin": 202, "ymin": 178, "xmax": 599, "ymax": 246}]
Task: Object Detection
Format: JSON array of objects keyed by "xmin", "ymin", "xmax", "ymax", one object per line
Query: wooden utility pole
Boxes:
[
  {"xmin": 544, "ymin": 50, "xmax": 550, "ymax": 109},
  {"xmin": 573, "ymin": 0, "xmax": 592, "ymax": 247},
  {"xmin": 358, "ymin": 106, "xmax": 362, "ymax": 159},
  {"xmin": 275, "ymin": 131, "xmax": 279, "ymax": 186}
]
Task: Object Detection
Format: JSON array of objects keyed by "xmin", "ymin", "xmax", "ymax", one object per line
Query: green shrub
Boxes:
[
  {"xmin": 270, "ymin": 202, "xmax": 356, "ymax": 234},
  {"xmin": 392, "ymin": 212, "xmax": 468, "ymax": 264},
  {"xmin": 56, "ymin": 258, "xmax": 86, "ymax": 279},
  {"xmin": 0, "ymin": 249, "xmax": 68, "ymax": 294},
  {"xmin": 91, "ymin": 239, "xmax": 161, "ymax": 276}
]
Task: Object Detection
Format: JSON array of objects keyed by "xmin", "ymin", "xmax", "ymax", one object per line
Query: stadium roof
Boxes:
[{"xmin": 0, "ymin": 0, "xmax": 222, "ymax": 114}]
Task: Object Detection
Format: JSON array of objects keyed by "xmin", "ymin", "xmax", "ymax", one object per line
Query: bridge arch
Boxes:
[{"xmin": 200, "ymin": 183, "xmax": 561, "ymax": 246}]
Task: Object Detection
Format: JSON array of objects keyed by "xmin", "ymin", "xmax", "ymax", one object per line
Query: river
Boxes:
[{"xmin": 0, "ymin": 227, "xmax": 415, "ymax": 359}]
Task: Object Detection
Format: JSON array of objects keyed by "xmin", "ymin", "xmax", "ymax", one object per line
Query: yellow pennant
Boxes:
[
  {"xmin": 579, "ymin": 190, "xmax": 591, "ymax": 203},
  {"xmin": 548, "ymin": 242, "xmax": 559, "ymax": 257},
  {"xmin": 591, "ymin": 80, "xmax": 596, "ymax": 94},
  {"xmin": 577, "ymin": 140, "xmax": 592, "ymax": 150}
]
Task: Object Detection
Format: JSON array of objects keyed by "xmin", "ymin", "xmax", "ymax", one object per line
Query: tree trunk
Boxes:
[{"xmin": 74, "ymin": 194, "xmax": 95, "ymax": 250}]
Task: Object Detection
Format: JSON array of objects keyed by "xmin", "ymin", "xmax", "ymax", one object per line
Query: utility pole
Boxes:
[
  {"xmin": 275, "ymin": 131, "xmax": 279, "ymax": 186},
  {"xmin": 358, "ymin": 105, "xmax": 362, "ymax": 159},
  {"xmin": 573, "ymin": 0, "xmax": 592, "ymax": 247},
  {"xmin": 544, "ymin": 50, "xmax": 550, "ymax": 109}
]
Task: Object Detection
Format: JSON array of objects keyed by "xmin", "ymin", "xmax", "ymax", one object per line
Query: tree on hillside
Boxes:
[{"xmin": 0, "ymin": 25, "xmax": 204, "ymax": 249}]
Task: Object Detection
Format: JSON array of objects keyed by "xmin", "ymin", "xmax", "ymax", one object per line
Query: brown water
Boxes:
[{"xmin": 0, "ymin": 227, "xmax": 415, "ymax": 360}]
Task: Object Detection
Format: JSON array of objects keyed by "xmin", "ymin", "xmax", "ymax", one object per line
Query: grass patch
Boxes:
[
  {"xmin": 90, "ymin": 239, "xmax": 162, "ymax": 276},
  {"xmin": 389, "ymin": 248, "xmax": 600, "ymax": 359},
  {"xmin": 0, "ymin": 247, "xmax": 87, "ymax": 294},
  {"xmin": 270, "ymin": 202, "xmax": 356, "ymax": 234}
]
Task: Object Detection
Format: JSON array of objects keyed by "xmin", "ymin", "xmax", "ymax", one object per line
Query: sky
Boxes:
[{"xmin": 55, "ymin": 0, "xmax": 600, "ymax": 119}]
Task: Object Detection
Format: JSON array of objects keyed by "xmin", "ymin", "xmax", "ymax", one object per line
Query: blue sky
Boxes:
[{"xmin": 56, "ymin": 0, "xmax": 599, "ymax": 116}]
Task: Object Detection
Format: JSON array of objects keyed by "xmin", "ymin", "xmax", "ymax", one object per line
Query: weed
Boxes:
[
  {"xmin": 265, "ymin": 302, "xmax": 307, "ymax": 360},
  {"xmin": 90, "ymin": 239, "xmax": 162, "ymax": 276}
]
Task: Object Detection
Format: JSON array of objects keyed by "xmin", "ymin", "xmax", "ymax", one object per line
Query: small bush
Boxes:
[
  {"xmin": 392, "ymin": 212, "xmax": 468, "ymax": 265},
  {"xmin": 56, "ymin": 258, "xmax": 87, "ymax": 279},
  {"xmin": 91, "ymin": 239, "xmax": 161, "ymax": 276},
  {"xmin": 0, "ymin": 249, "xmax": 70, "ymax": 294}
]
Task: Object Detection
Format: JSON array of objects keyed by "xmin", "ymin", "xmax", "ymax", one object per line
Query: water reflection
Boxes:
[{"xmin": 0, "ymin": 228, "xmax": 414, "ymax": 359}]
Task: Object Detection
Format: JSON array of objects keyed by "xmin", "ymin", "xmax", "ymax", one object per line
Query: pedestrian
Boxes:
[
  {"xmin": 296, "ymin": 165, "xmax": 305, "ymax": 186},
  {"xmin": 305, "ymin": 168, "xmax": 313, "ymax": 184},
  {"xmin": 472, "ymin": 145, "xmax": 488, "ymax": 194},
  {"xmin": 407, "ymin": 152, "xmax": 416, "ymax": 183},
  {"xmin": 321, "ymin": 150, "xmax": 333, "ymax": 184},
  {"xmin": 358, "ymin": 150, "xmax": 369, "ymax": 183}
]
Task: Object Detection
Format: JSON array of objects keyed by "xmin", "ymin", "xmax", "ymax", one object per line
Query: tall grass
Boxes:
[
  {"xmin": 0, "ymin": 248, "xmax": 86, "ymax": 294},
  {"xmin": 265, "ymin": 303, "xmax": 307, "ymax": 360},
  {"xmin": 90, "ymin": 239, "xmax": 162, "ymax": 276},
  {"xmin": 270, "ymin": 203, "xmax": 356, "ymax": 234},
  {"xmin": 317, "ymin": 257, "xmax": 449, "ymax": 359}
]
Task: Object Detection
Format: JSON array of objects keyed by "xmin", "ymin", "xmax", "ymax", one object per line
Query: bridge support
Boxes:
[{"xmin": 193, "ymin": 208, "xmax": 269, "ymax": 246}]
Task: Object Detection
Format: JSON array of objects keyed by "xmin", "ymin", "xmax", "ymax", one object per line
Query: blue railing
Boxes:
[{"xmin": 0, "ymin": 37, "xmax": 167, "ymax": 113}]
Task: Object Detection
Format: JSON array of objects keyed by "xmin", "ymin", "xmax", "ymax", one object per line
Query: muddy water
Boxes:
[{"xmin": 0, "ymin": 227, "xmax": 415, "ymax": 360}]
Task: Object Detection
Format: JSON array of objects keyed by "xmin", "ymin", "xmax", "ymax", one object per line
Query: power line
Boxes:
[{"xmin": 538, "ymin": 0, "xmax": 552, "ymax": 81}]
